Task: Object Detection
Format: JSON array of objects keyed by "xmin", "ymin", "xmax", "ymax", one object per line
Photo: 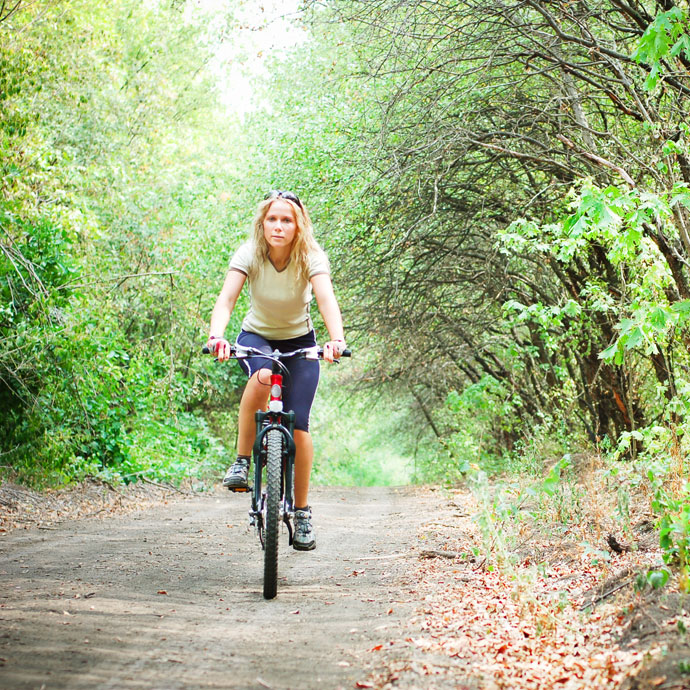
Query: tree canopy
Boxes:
[{"xmin": 2, "ymin": 0, "xmax": 690, "ymax": 487}]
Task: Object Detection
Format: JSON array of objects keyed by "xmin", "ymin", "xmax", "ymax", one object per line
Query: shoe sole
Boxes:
[
  {"xmin": 223, "ymin": 478, "xmax": 248, "ymax": 489},
  {"xmin": 293, "ymin": 541, "xmax": 316, "ymax": 551}
]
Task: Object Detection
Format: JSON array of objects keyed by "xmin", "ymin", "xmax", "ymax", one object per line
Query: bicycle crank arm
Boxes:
[{"xmin": 283, "ymin": 512, "xmax": 294, "ymax": 546}]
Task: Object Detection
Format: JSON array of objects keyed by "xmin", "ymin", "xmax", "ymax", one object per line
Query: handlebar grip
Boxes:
[
  {"xmin": 202, "ymin": 344, "xmax": 237, "ymax": 356},
  {"xmin": 341, "ymin": 349, "xmax": 352, "ymax": 357}
]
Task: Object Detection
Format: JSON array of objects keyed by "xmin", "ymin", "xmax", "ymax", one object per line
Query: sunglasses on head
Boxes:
[{"xmin": 264, "ymin": 190, "xmax": 303, "ymax": 209}]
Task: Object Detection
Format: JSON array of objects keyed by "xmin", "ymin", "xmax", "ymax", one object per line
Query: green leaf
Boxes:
[
  {"xmin": 643, "ymin": 63, "xmax": 662, "ymax": 91},
  {"xmin": 562, "ymin": 300, "xmax": 581, "ymax": 318},
  {"xmin": 634, "ymin": 8, "xmax": 689, "ymax": 90},
  {"xmin": 646, "ymin": 568, "xmax": 670, "ymax": 590},
  {"xmin": 599, "ymin": 343, "xmax": 619, "ymax": 362},
  {"xmin": 670, "ymin": 185, "xmax": 690, "ymax": 209},
  {"xmin": 648, "ymin": 306, "xmax": 669, "ymax": 331},
  {"xmin": 624, "ymin": 327, "xmax": 644, "ymax": 350},
  {"xmin": 569, "ymin": 214, "xmax": 588, "ymax": 237},
  {"xmin": 672, "ymin": 300, "xmax": 690, "ymax": 322},
  {"xmin": 671, "ymin": 34, "xmax": 690, "ymax": 60}
]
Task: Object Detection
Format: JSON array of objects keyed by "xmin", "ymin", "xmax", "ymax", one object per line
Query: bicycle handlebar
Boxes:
[{"xmin": 201, "ymin": 344, "xmax": 351, "ymax": 359}]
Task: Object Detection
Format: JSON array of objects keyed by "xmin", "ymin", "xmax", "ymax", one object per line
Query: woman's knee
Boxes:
[
  {"xmin": 250, "ymin": 368, "xmax": 272, "ymax": 387},
  {"xmin": 242, "ymin": 368, "xmax": 271, "ymax": 403}
]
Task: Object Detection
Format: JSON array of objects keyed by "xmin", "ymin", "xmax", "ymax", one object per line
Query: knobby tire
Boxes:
[{"xmin": 263, "ymin": 428, "xmax": 281, "ymax": 599}]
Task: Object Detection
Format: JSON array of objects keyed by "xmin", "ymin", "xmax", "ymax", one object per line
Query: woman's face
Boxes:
[{"xmin": 263, "ymin": 199, "xmax": 297, "ymax": 251}]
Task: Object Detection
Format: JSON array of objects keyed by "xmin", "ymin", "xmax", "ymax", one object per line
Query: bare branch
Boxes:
[{"xmin": 555, "ymin": 134, "xmax": 636, "ymax": 186}]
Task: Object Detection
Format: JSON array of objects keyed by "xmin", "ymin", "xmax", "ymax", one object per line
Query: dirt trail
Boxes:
[{"xmin": 0, "ymin": 486, "xmax": 430, "ymax": 690}]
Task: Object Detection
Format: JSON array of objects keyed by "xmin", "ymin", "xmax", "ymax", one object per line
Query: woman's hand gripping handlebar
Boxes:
[{"xmin": 204, "ymin": 336, "xmax": 232, "ymax": 361}]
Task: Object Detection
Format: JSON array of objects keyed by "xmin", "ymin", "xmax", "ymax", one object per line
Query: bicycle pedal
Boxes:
[{"xmin": 227, "ymin": 486, "xmax": 251, "ymax": 493}]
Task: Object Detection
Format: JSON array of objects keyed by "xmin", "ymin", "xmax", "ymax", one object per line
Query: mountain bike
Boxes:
[{"xmin": 202, "ymin": 343, "xmax": 350, "ymax": 599}]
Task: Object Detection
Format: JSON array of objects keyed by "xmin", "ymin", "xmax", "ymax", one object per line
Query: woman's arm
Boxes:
[
  {"xmin": 208, "ymin": 269, "xmax": 246, "ymax": 361},
  {"xmin": 311, "ymin": 273, "xmax": 345, "ymax": 363}
]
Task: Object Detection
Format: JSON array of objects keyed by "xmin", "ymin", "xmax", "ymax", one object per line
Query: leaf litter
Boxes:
[
  {"xmin": 366, "ymin": 481, "xmax": 689, "ymax": 690},
  {"xmin": 0, "ymin": 478, "xmax": 195, "ymax": 533}
]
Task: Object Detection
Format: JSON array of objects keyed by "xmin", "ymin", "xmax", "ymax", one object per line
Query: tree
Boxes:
[
  {"xmin": 287, "ymin": 0, "xmax": 690, "ymax": 453},
  {"xmin": 0, "ymin": 0, "xmax": 251, "ymax": 483}
]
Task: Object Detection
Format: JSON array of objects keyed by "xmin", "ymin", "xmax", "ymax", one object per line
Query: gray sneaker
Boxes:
[
  {"xmin": 293, "ymin": 508, "xmax": 316, "ymax": 551},
  {"xmin": 222, "ymin": 457, "xmax": 249, "ymax": 490}
]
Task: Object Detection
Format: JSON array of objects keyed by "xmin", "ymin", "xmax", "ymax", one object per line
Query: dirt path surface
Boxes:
[
  {"xmin": 0, "ymin": 486, "xmax": 429, "ymax": 690},
  {"xmin": 3, "ymin": 481, "xmax": 688, "ymax": 690}
]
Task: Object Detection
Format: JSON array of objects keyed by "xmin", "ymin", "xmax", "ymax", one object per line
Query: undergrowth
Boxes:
[{"xmin": 456, "ymin": 428, "xmax": 688, "ymax": 600}]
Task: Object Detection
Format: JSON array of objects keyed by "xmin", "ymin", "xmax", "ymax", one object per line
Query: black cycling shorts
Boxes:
[{"xmin": 235, "ymin": 329, "xmax": 319, "ymax": 432}]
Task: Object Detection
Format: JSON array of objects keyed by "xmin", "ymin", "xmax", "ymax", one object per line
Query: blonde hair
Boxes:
[{"xmin": 246, "ymin": 195, "xmax": 328, "ymax": 283}]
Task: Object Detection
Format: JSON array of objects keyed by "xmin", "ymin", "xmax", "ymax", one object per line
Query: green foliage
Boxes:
[
  {"xmin": 651, "ymin": 472, "xmax": 690, "ymax": 591},
  {"xmin": 604, "ymin": 423, "xmax": 690, "ymax": 590},
  {"xmin": 443, "ymin": 376, "xmax": 522, "ymax": 475},
  {"xmin": 0, "ymin": 0, "xmax": 252, "ymax": 487},
  {"xmin": 463, "ymin": 455, "xmax": 579, "ymax": 568},
  {"xmin": 271, "ymin": 0, "xmax": 690, "ymax": 476},
  {"xmin": 633, "ymin": 8, "xmax": 690, "ymax": 90},
  {"xmin": 498, "ymin": 176, "xmax": 690, "ymax": 452},
  {"xmin": 5, "ymin": 0, "xmax": 690, "ymax": 524},
  {"xmin": 636, "ymin": 567, "xmax": 670, "ymax": 591}
]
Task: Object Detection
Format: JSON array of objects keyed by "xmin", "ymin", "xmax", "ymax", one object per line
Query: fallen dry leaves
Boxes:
[
  {"xmin": 371, "ymin": 486, "xmax": 669, "ymax": 690},
  {"xmin": 0, "ymin": 479, "xmax": 194, "ymax": 533},
  {"xmin": 403, "ymin": 558, "xmax": 648, "ymax": 689}
]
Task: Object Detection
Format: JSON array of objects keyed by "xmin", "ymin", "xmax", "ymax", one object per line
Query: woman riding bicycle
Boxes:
[{"xmin": 206, "ymin": 190, "xmax": 346, "ymax": 551}]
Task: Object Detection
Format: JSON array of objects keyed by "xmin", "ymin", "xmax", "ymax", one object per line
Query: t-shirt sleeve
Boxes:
[
  {"xmin": 308, "ymin": 249, "xmax": 330, "ymax": 278},
  {"xmin": 228, "ymin": 242, "xmax": 253, "ymax": 275}
]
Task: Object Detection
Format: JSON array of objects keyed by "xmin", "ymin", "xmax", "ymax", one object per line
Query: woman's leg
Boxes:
[
  {"xmin": 236, "ymin": 369, "xmax": 271, "ymax": 456},
  {"xmin": 293, "ymin": 429, "xmax": 316, "ymax": 550},
  {"xmin": 223, "ymin": 367, "xmax": 271, "ymax": 488},
  {"xmin": 279, "ymin": 335, "xmax": 318, "ymax": 510},
  {"xmin": 233, "ymin": 330, "xmax": 274, "ymax": 458},
  {"xmin": 293, "ymin": 429, "xmax": 313, "ymax": 508}
]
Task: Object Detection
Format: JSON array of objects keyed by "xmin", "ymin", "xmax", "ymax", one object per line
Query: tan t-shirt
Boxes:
[{"xmin": 229, "ymin": 242, "xmax": 330, "ymax": 339}]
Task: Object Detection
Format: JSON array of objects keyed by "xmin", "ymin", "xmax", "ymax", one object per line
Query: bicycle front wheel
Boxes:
[{"xmin": 263, "ymin": 428, "xmax": 282, "ymax": 599}]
